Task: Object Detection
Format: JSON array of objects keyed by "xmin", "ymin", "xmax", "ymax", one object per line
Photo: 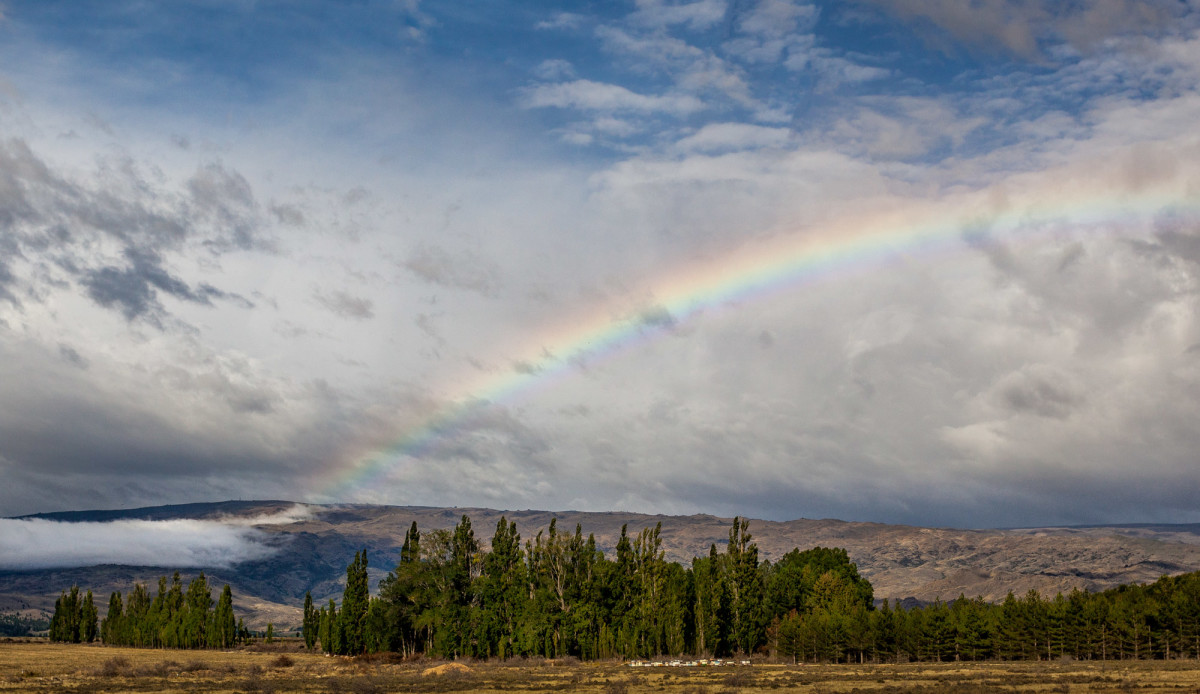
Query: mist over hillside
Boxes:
[{"xmin": 6, "ymin": 501, "xmax": 1200, "ymax": 629}]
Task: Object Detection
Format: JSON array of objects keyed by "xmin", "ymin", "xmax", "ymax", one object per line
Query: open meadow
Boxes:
[{"xmin": 3, "ymin": 641, "xmax": 1200, "ymax": 693}]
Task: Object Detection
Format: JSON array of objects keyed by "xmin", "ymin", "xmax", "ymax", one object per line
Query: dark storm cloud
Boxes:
[
  {"xmin": 663, "ymin": 447, "xmax": 1200, "ymax": 529},
  {"xmin": 0, "ymin": 337, "xmax": 380, "ymax": 515}
]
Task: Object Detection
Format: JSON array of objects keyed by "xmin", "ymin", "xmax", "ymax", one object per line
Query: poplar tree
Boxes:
[
  {"xmin": 726, "ymin": 517, "xmax": 765, "ymax": 655},
  {"xmin": 338, "ymin": 549, "xmax": 370, "ymax": 654},
  {"xmin": 101, "ymin": 592, "xmax": 124, "ymax": 644},
  {"xmin": 302, "ymin": 592, "xmax": 317, "ymax": 650},
  {"xmin": 80, "ymin": 590, "xmax": 98, "ymax": 643},
  {"xmin": 209, "ymin": 584, "xmax": 236, "ymax": 649},
  {"xmin": 48, "ymin": 595, "xmax": 64, "ymax": 642},
  {"xmin": 181, "ymin": 572, "xmax": 212, "ymax": 648},
  {"xmin": 479, "ymin": 517, "xmax": 524, "ymax": 658}
]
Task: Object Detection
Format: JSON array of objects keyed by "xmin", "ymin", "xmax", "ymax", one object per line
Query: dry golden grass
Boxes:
[{"xmin": 3, "ymin": 640, "xmax": 1200, "ymax": 693}]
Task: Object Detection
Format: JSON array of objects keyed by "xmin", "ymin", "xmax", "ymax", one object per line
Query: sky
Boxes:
[{"xmin": 2, "ymin": 0, "xmax": 1200, "ymax": 530}]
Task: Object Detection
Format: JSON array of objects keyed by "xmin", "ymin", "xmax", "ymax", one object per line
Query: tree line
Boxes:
[
  {"xmin": 0, "ymin": 611, "xmax": 50, "ymax": 637},
  {"xmin": 782, "ymin": 572, "xmax": 1200, "ymax": 663},
  {"xmin": 48, "ymin": 585, "xmax": 98, "ymax": 643},
  {"xmin": 309, "ymin": 514, "xmax": 1200, "ymax": 663},
  {"xmin": 307, "ymin": 515, "xmax": 872, "ymax": 659},
  {"xmin": 50, "ymin": 572, "xmax": 245, "ymax": 649},
  {"xmin": 47, "ymin": 513, "xmax": 1200, "ymax": 663}
]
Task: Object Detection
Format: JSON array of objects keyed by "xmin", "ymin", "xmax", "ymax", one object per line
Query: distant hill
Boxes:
[{"xmin": 7, "ymin": 501, "xmax": 1200, "ymax": 629}]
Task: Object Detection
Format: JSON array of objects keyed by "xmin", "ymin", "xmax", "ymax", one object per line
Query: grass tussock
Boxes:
[{"xmin": 94, "ymin": 656, "xmax": 130, "ymax": 677}]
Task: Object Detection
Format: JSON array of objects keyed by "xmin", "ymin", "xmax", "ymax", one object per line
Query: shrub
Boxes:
[{"xmin": 96, "ymin": 657, "xmax": 129, "ymax": 677}]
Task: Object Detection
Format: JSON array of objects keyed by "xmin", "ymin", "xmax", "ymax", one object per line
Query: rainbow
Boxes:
[{"xmin": 317, "ymin": 175, "xmax": 1200, "ymax": 500}]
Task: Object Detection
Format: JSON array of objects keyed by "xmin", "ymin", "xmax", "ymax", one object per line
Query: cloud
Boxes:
[
  {"xmin": 313, "ymin": 289, "xmax": 375, "ymax": 320},
  {"xmin": 0, "ymin": 508, "xmax": 311, "ymax": 570},
  {"xmin": 736, "ymin": 0, "xmax": 819, "ymax": 38},
  {"xmin": 675, "ymin": 123, "xmax": 792, "ymax": 153},
  {"xmin": 857, "ymin": 0, "xmax": 1187, "ymax": 60},
  {"xmin": 82, "ymin": 248, "xmax": 231, "ymax": 324},
  {"xmin": 636, "ymin": 303, "xmax": 678, "ymax": 329},
  {"xmin": 990, "ymin": 365, "xmax": 1083, "ymax": 420},
  {"xmin": 58, "ymin": 344, "xmax": 89, "ymax": 369},
  {"xmin": 532, "ymin": 59, "xmax": 576, "ymax": 81},
  {"xmin": 628, "ymin": 0, "xmax": 728, "ymax": 30},
  {"xmin": 402, "ymin": 243, "xmax": 501, "ymax": 296},
  {"xmin": 0, "ymin": 138, "xmax": 257, "ymax": 325},
  {"xmin": 187, "ymin": 163, "xmax": 261, "ymax": 252},
  {"xmin": 535, "ymin": 12, "xmax": 587, "ymax": 31},
  {"xmin": 596, "ymin": 27, "xmax": 757, "ymax": 108},
  {"xmin": 4, "ymin": 0, "xmax": 1200, "ymax": 530},
  {"xmin": 523, "ymin": 79, "xmax": 706, "ymax": 115}
]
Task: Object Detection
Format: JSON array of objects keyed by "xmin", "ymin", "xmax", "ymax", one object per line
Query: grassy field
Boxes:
[{"xmin": 3, "ymin": 640, "xmax": 1200, "ymax": 693}]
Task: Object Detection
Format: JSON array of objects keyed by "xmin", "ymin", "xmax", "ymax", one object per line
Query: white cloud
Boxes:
[
  {"xmin": 675, "ymin": 122, "xmax": 793, "ymax": 152},
  {"xmin": 736, "ymin": 0, "xmax": 819, "ymax": 38},
  {"xmin": 533, "ymin": 59, "xmax": 576, "ymax": 81},
  {"xmin": 523, "ymin": 79, "xmax": 706, "ymax": 114},
  {"xmin": 535, "ymin": 12, "xmax": 587, "ymax": 31},
  {"xmin": 629, "ymin": 0, "xmax": 728, "ymax": 30},
  {"xmin": 0, "ymin": 507, "xmax": 312, "ymax": 569}
]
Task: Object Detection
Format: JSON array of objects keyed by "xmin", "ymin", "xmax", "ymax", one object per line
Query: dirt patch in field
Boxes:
[{"xmin": 421, "ymin": 661, "xmax": 471, "ymax": 677}]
